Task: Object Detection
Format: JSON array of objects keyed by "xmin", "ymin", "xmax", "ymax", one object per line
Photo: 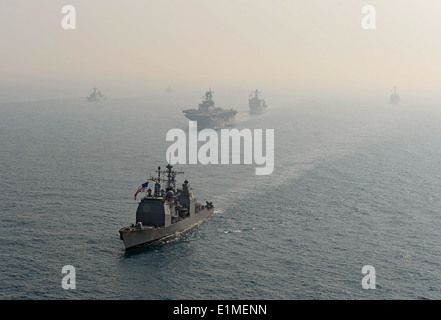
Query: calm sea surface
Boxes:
[{"xmin": 1, "ymin": 92, "xmax": 441, "ymax": 299}]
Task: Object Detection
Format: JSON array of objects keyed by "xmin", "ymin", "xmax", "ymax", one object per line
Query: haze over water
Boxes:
[{"xmin": 1, "ymin": 92, "xmax": 441, "ymax": 299}]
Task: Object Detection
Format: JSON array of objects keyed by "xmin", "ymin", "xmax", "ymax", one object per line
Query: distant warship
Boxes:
[
  {"xmin": 165, "ymin": 86, "xmax": 175, "ymax": 93},
  {"xmin": 119, "ymin": 164, "xmax": 215, "ymax": 250},
  {"xmin": 182, "ymin": 89, "xmax": 237, "ymax": 129},
  {"xmin": 248, "ymin": 89, "xmax": 268, "ymax": 114},
  {"xmin": 389, "ymin": 87, "xmax": 400, "ymax": 104},
  {"xmin": 86, "ymin": 87, "xmax": 107, "ymax": 102}
]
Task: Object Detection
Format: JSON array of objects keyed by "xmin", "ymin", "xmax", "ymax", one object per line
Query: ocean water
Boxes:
[{"xmin": 1, "ymin": 92, "xmax": 441, "ymax": 300}]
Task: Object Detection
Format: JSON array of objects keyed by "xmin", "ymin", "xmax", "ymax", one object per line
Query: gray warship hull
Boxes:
[
  {"xmin": 249, "ymin": 103, "xmax": 267, "ymax": 114},
  {"xmin": 86, "ymin": 97, "xmax": 107, "ymax": 102},
  {"xmin": 119, "ymin": 207, "xmax": 214, "ymax": 249},
  {"xmin": 183, "ymin": 112, "xmax": 236, "ymax": 129},
  {"xmin": 389, "ymin": 95, "xmax": 400, "ymax": 104}
]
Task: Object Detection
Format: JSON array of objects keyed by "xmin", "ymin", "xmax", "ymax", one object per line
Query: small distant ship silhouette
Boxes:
[
  {"xmin": 165, "ymin": 86, "xmax": 175, "ymax": 93},
  {"xmin": 86, "ymin": 87, "xmax": 107, "ymax": 102},
  {"xmin": 248, "ymin": 89, "xmax": 268, "ymax": 114},
  {"xmin": 389, "ymin": 87, "xmax": 400, "ymax": 104}
]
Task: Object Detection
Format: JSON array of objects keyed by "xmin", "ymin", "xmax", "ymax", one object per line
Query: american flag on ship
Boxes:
[{"xmin": 134, "ymin": 181, "xmax": 149, "ymax": 200}]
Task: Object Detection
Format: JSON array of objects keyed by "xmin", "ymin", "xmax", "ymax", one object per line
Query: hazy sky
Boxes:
[{"xmin": 1, "ymin": 0, "xmax": 441, "ymax": 98}]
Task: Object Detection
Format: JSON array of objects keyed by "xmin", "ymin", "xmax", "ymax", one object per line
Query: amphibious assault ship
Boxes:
[
  {"xmin": 182, "ymin": 89, "xmax": 237, "ymax": 129},
  {"xmin": 389, "ymin": 87, "xmax": 400, "ymax": 104},
  {"xmin": 119, "ymin": 164, "xmax": 215, "ymax": 250},
  {"xmin": 248, "ymin": 89, "xmax": 268, "ymax": 114},
  {"xmin": 86, "ymin": 87, "xmax": 107, "ymax": 102}
]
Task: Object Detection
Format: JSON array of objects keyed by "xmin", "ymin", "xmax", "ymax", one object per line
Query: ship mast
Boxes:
[
  {"xmin": 148, "ymin": 164, "xmax": 184, "ymax": 193},
  {"xmin": 166, "ymin": 163, "xmax": 174, "ymax": 190},
  {"xmin": 203, "ymin": 88, "xmax": 214, "ymax": 102}
]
